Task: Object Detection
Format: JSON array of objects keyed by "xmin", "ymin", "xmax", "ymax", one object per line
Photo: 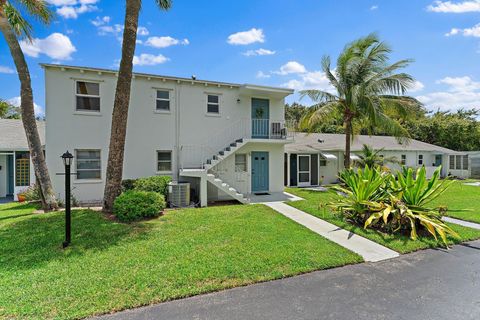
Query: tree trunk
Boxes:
[
  {"xmin": 344, "ymin": 117, "xmax": 353, "ymax": 169},
  {"xmin": 0, "ymin": 14, "xmax": 58, "ymax": 211},
  {"xmin": 102, "ymin": 0, "xmax": 141, "ymax": 212}
]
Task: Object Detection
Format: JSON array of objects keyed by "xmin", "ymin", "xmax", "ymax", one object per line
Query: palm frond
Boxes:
[
  {"xmin": 299, "ymin": 89, "xmax": 338, "ymax": 103},
  {"xmin": 155, "ymin": 0, "xmax": 173, "ymax": 10},
  {"xmin": 2, "ymin": 2, "xmax": 33, "ymax": 39},
  {"xmin": 298, "ymin": 101, "xmax": 341, "ymax": 131},
  {"xmin": 13, "ymin": 0, "xmax": 53, "ymax": 24}
]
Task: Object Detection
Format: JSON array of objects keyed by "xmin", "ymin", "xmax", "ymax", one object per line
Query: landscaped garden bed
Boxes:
[
  {"xmin": 287, "ymin": 176, "xmax": 480, "ymax": 254},
  {"xmin": 0, "ymin": 202, "xmax": 361, "ymax": 319}
]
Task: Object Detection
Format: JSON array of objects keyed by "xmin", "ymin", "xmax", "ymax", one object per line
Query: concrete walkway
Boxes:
[
  {"xmin": 265, "ymin": 202, "xmax": 399, "ymax": 262},
  {"xmin": 95, "ymin": 240, "xmax": 480, "ymax": 320},
  {"xmin": 443, "ymin": 216, "xmax": 480, "ymax": 230}
]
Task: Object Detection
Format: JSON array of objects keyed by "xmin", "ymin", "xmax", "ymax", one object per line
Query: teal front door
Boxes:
[
  {"xmin": 435, "ymin": 154, "xmax": 442, "ymax": 167},
  {"xmin": 252, "ymin": 152, "xmax": 269, "ymax": 192},
  {"xmin": 251, "ymin": 98, "xmax": 269, "ymax": 139},
  {"xmin": 7, "ymin": 155, "xmax": 14, "ymax": 196}
]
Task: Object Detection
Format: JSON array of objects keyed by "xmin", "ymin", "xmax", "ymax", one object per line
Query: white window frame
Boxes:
[
  {"xmin": 206, "ymin": 93, "xmax": 221, "ymax": 115},
  {"xmin": 75, "ymin": 149, "xmax": 102, "ymax": 181},
  {"xmin": 157, "ymin": 150, "xmax": 172, "ymax": 173},
  {"xmin": 75, "ymin": 80, "xmax": 101, "ymax": 112},
  {"xmin": 297, "ymin": 154, "xmax": 311, "ymax": 187},
  {"xmin": 418, "ymin": 154, "xmax": 424, "ymax": 166},
  {"xmin": 155, "ymin": 89, "xmax": 171, "ymax": 113},
  {"xmin": 235, "ymin": 154, "xmax": 247, "ymax": 172}
]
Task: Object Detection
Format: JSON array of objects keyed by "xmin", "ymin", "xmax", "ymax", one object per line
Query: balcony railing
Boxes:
[{"xmin": 180, "ymin": 118, "xmax": 293, "ymax": 170}]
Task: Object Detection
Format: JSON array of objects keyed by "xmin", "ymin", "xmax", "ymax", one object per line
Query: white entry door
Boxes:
[{"xmin": 298, "ymin": 155, "xmax": 311, "ymax": 187}]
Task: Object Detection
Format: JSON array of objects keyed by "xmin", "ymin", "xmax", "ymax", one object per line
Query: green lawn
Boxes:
[
  {"xmin": 286, "ymin": 187, "xmax": 480, "ymax": 254},
  {"xmin": 429, "ymin": 180, "xmax": 480, "ymax": 224},
  {"xmin": 0, "ymin": 202, "xmax": 361, "ymax": 319}
]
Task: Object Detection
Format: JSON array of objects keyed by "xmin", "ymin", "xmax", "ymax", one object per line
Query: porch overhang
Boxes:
[
  {"xmin": 320, "ymin": 152, "xmax": 337, "ymax": 160},
  {"xmin": 239, "ymin": 85, "xmax": 294, "ymax": 99},
  {"xmin": 350, "ymin": 153, "xmax": 361, "ymax": 161}
]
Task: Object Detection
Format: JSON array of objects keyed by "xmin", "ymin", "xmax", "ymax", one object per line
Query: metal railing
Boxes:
[{"xmin": 180, "ymin": 118, "xmax": 293, "ymax": 169}]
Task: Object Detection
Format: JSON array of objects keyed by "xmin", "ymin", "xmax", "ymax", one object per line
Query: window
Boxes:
[
  {"xmin": 319, "ymin": 158, "xmax": 327, "ymax": 167},
  {"xmin": 76, "ymin": 81, "xmax": 100, "ymax": 111},
  {"xmin": 401, "ymin": 154, "xmax": 406, "ymax": 165},
  {"xmin": 449, "ymin": 155, "xmax": 469, "ymax": 170},
  {"xmin": 418, "ymin": 154, "xmax": 423, "ymax": 165},
  {"xmin": 235, "ymin": 154, "xmax": 247, "ymax": 172},
  {"xmin": 76, "ymin": 150, "xmax": 101, "ymax": 180},
  {"xmin": 207, "ymin": 94, "xmax": 220, "ymax": 114},
  {"xmin": 455, "ymin": 155, "xmax": 462, "ymax": 170},
  {"xmin": 156, "ymin": 90, "xmax": 170, "ymax": 112},
  {"xmin": 463, "ymin": 155, "xmax": 469, "ymax": 170},
  {"xmin": 15, "ymin": 152, "xmax": 30, "ymax": 186},
  {"xmin": 157, "ymin": 151, "xmax": 172, "ymax": 172}
]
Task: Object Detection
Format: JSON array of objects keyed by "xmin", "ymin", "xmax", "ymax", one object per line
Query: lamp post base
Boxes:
[{"xmin": 62, "ymin": 241, "xmax": 70, "ymax": 248}]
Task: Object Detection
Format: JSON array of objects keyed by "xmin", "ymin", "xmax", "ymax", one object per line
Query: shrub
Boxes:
[
  {"xmin": 113, "ymin": 190, "xmax": 166, "ymax": 223},
  {"xmin": 134, "ymin": 176, "xmax": 172, "ymax": 198},
  {"xmin": 22, "ymin": 184, "xmax": 42, "ymax": 201},
  {"xmin": 121, "ymin": 179, "xmax": 137, "ymax": 192},
  {"xmin": 330, "ymin": 166, "xmax": 458, "ymax": 246}
]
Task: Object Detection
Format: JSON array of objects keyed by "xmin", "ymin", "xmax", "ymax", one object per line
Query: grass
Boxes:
[
  {"xmin": 0, "ymin": 202, "xmax": 361, "ymax": 319},
  {"xmin": 286, "ymin": 187, "xmax": 480, "ymax": 254},
  {"xmin": 429, "ymin": 180, "xmax": 480, "ymax": 224}
]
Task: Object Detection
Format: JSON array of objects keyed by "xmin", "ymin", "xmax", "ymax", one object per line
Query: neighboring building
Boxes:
[
  {"xmin": 0, "ymin": 119, "xmax": 42, "ymax": 201},
  {"xmin": 43, "ymin": 64, "xmax": 293, "ymax": 206},
  {"xmin": 285, "ymin": 133, "xmax": 471, "ymax": 187}
]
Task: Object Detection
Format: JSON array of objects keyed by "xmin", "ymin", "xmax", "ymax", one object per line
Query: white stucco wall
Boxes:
[{"xmin": 44, "ymin": 66, "xmax": 289, "ymax": 204}]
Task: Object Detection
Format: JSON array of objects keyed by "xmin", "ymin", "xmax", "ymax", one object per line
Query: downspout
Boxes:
[{"xmin": 175, "ymin": 83, "xmax": 181, "ymax": 181}]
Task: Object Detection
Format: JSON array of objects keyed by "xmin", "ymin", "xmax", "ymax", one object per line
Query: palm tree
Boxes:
[
  {"xmin": 0, "ymin": 0, "xmax": 57, "ymax": 210},
  {"xmin": 356, "ymin": 144, "xmax": 399, "ymax": 169},
  {"xmin": 299, "ymin": 34, "xmax": 421, "ymax": 169},
  {"xmin": 102, "ymin": 0, "xmax": 172, "ymax": 212}
]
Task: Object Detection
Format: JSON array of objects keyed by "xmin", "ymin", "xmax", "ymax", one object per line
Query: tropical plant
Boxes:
[
  {"xmin": 330, "ymin": 166, "xmax": 458, "ymax": 246},
  {"xmin": 356, "ymin": 144, "xmax": 399, "ymax": 169},
  {"xmin": 103, "ymin": 0, "xmax": 172, "ymax": 213},
  {"xmin": 299, "ymin": 33, "xmax": 421, "ymax": 168},
  {"xmin": 0, "ymin": 0, "xmax": 57, "ymax": 210}
]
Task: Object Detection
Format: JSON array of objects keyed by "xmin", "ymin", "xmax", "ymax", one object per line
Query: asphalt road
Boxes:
[{"xmin": 95, "ymin": 240, "xmax": 480, "ymax": 320}]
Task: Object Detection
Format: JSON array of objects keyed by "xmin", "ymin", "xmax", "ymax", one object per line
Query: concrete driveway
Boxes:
[{"xmin": 95, "ymin": 240, "xmax": 480, "ymax": 320}]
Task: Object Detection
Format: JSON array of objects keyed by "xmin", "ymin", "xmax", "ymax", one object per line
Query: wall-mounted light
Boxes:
[{"xmin": 237, "ymin": 98, "xmax": 241, "ymax": 103}]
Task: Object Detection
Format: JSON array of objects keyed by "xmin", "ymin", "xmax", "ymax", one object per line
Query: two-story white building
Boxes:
[{"xmin": 43, "ymin": 64, "xmax": 294, "ymax": 206}]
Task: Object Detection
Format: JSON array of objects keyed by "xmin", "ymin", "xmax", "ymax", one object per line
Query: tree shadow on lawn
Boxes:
[{"xmin": 0, "ymin": 209, "xmax": 151, "ymax": 271}]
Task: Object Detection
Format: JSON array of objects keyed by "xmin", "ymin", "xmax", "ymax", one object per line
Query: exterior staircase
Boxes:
[{"xmin": 206, "ymin": 173, "xmax": 249, "ymax": 204}]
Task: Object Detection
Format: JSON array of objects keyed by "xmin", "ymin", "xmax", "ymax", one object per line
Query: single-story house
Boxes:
[
  {"xmin": 0, "ymin": 119, "xmax": 41, "ymax": 201},
  {"xmin": 285, "ymin": 133, "xmax": 471, "ymax": 187}
]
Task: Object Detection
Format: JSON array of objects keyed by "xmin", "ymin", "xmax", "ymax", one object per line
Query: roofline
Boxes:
[{"xmin": 40, "ymin": 63, "xmax": 295, "ymax": 94}]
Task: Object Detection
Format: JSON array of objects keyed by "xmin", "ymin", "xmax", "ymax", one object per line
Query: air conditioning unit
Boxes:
[{"xmin": 168, "ymin": 182, "xmax": 190, "ymax": 208}]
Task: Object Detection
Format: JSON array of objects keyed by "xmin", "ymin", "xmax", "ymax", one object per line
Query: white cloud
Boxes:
[
  {"xmin": 227, "ymin": 28, "xmax": 265, "ymax": 45},
  {"xmin": 417, "ymin": 76, "xmax": 480, "ymax": 110},
  {"xmin": 133, "ymin": 53, "xmax": 169, "ymax": 66},
  {"xmin": 8, "ymin": 96, "xmax": 44, "ymax": 116},
  {"xmin": 282, "ymin": 71, "xmax": 334, "ymax": 92},
  {"xmin": 145, "ymin": 36, "xmax": 189, "ymax": 48},
  {"xmin": 370, "ymin": 5, "xmax": 379, "ymax": 10},
  {"xmin": 445, "ymin": 23, "xmax": 480, "ymax": 37},
  {"xmin": 409, "ymin": 80, "xmax": 425, "ymax": 93},
  {"xmin": 137, "ymin": 26, "xmax": 149, "ymax": 36},
  {"xmin": 50, "ymin": 0, "xmax": 99, "ymax": 19},
  {"xmin": 427, "ymin": 0, "xmax": 480, "ymax": 13},
  {"xmin": 0, "ymin": 66, "xmax": 15, "ymax": 74},
  {"xmin": 91, "ymin": 16, "xmax": 110, "ymax": 27},
  {"xmin": 256, "ymin": 71, "xmax": 271, "ymax": 79},
  {"xmin": 20, "ymin": 33, "xmax": 76, "ymax": 60},
  {"xmin": 275, "ymin": 61, "xmax": 307, "ymax": 75},
  {"xmin": 243, "ymin": 48, "xmax": 276, "ymax": 56}
]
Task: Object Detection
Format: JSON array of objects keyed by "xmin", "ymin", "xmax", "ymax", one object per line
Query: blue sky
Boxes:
[{"xmin": 1, "ymin": 0, "xmax": 480, "ymax": 116}]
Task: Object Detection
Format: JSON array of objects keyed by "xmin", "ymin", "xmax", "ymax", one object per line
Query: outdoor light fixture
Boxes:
[
  {"xmin": 237, "ymin": 98, "xmax": 241, "ymax": 103},
  {"xmin": 60, "ymin": 151, "xmax": 74, "ymax": 248}
]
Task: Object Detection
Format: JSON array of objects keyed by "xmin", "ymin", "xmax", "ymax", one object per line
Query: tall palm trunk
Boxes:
[
  {"xmin": 102, "ymin": 0, "xmax": 141, "ymax": 212},
  {"xmin": 0, "ymin": 13, "xmax": 57, "ymax": 211},
  {"xmin": 344, "ymin": 113, "xmax": 353, "ymax": 169}
]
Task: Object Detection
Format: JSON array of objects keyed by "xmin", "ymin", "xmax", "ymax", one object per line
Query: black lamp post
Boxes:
[{"xmin": 61, "ymin": 151, "xmax": 74, "ymax": 248}]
